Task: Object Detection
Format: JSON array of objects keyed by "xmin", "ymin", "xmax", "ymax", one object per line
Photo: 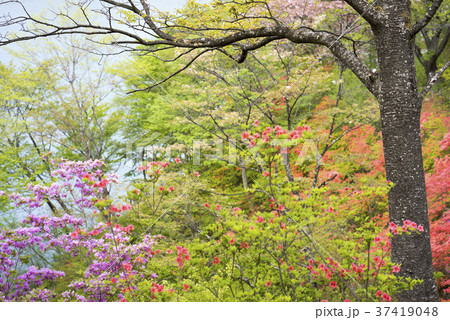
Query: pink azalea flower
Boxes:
[
  {"xmin": 122, "ymin": 262, "xmax": 132, "ymax": 272},
  {"xmin": 241, "ymin": 131, "xmax": 250, "ymax": 139}
]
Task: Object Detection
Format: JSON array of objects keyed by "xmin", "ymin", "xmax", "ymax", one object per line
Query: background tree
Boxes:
[{"xmin": 0, "ymin": 36, "xmax": 123, "ymax": 220}]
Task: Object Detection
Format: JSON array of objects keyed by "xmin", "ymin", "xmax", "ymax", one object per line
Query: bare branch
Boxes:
[
  {"xmin": 0, "ymin": 1, "xmax": 377, "ymax": 96},
  {"xmin": 410, "ymin": 0, "xmax": 445, "ymax": 37},
  {"xmin": 127, "ymin": 49, "xmax": 214, "ymax": 93},
  {"xmin": 420, "ymin": 60, "xmax": 450, "ymax": 99}
]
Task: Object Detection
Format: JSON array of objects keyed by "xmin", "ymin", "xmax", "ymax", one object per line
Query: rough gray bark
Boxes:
[{"xmin": 372, "ymin": 0, "xmax": 438, "ymax": 301}]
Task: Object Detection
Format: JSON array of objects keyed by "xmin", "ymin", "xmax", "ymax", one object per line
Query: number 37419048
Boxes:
[{"xmin": 376, "ymin": 307, "xmax": 438, "ymax": 317}]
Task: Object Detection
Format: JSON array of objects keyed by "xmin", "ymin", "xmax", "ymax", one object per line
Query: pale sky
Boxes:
[{"xmin": 0, "ymin": 0, "xmax": 200, "ymax": 64}]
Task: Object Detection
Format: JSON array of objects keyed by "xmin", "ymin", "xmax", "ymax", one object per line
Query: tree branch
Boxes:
[
  {"xmin": 127, "ymin": 49, "xmax": 214, "ymax": 93},
  {"xmin": 0, "ymin": 1, "xmax": 377, "ymax": 96},
  {"xmin": 420, "ymin": 60, "xmax": 450, "ymax": 99},
  {"xmin": 343, "ymin": 0, "xmax": 386, "ymax": 25},
  {"xmin": 410, "ymin": 0, "xmax": 444, "ymax": 37}
]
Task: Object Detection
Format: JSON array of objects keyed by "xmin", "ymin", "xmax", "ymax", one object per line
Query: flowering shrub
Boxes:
[
  {"xmin": 0, "ymin": 159, "xmax": 164, "ymax": 302},
  {"xmin": 125, "ymin": 120, "xmax": 424, "ymax": 302},
  {"xmin": 0, "ymin": 100, "xmax": 447, "ymax": 302}
]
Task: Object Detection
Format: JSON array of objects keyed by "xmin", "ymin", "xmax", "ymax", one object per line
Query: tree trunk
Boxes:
[
  {"xmin": 282, "ymin": 148, "xmax": 295, "ymax": 183},
  {"xmin": 240, "ymin": 160, "xmax": 249, "ymax": 189},
  {"xmin": 373, "ymin": 3, "xmax": 438, "ymax": 301}
]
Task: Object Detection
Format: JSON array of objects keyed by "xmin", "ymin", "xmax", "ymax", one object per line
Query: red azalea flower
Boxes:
[
  {"xmin": 392, "ymin": 265, "xmax": 400, "ymax": 273},
  {"xmin": 329, "ymin": 281, "xmax": 338, "ymax": 289},
  {"xmin": 82, "ymin": 173, "xmax": 91, "ymax": 180},
  {"xmin": 121, "ymin": 204, "xmax": 132, "ymax": 211},
  {"xmin": 182, "ymin": 284, "xmax": 189, "ymax": 291},
  {"xmin": 241, "ymin": 131, "xmax": 250, "ymax": 139},
  {"xmin": 122, "ymin": 262, "xmax": 132, "ymax": 272}
]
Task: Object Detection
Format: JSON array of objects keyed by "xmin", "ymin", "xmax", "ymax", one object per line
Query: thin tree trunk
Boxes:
[
  {"xmin": 282, "ymin": 149, "xmax": 295, "ymax": 183},
  {"xmin": 240, "ymin": 160, "xmax": 249, "ymax": 189},
  {"xmin": 373, "ymin": 5, "xmax": 438, "ymax": 301}
]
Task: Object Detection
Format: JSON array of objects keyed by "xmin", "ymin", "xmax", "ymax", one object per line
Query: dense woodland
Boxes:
[{"xmin": 0, "ymin": 0, "xmax": 448, "ymax": 302}]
